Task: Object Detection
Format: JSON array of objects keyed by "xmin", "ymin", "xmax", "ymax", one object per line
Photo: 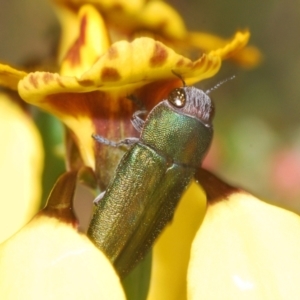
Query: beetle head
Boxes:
[{"xmin": 167, "ymin": 86, "xmax": 214, "ymax": 127}]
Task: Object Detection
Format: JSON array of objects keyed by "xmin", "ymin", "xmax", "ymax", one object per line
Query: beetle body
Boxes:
[{"xmin": 88, "ymin": 86, "xmax": 214, "ymax": 277}]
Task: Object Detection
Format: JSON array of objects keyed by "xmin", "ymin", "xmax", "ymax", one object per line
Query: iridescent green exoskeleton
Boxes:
[{"xmin": 88, "ymin": 85, "xmax": 214, "ymax": 277}]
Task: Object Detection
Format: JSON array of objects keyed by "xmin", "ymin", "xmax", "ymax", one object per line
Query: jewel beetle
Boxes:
[{"xmin": 88, "ymin": 81, "xmax": 214, "ymax": 277}]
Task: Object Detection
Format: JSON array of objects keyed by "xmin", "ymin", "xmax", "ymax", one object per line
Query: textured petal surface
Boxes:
[
  {"xmin": 0, "ymin": 93, "xmax": 43, "ymax": 243},
  {"xmin": 188, "ymin": 191, "xmax": 300, "ymax": 299},
  {"xmin": 0, "ymin": 215, "xmax": 126, "ymax": 300}
]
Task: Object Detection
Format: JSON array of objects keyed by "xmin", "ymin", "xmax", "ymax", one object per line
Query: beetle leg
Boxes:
[
  {"xmin": 92, "ymin": 133, "xmax": 139, "ymax": 148},
  {"xmin": 131, "ymin": 110, "xmax": 147, "ymax": 132},
  {"xmin": 127, "ymin": 94, "xmax": 147, "ymax": 132}
]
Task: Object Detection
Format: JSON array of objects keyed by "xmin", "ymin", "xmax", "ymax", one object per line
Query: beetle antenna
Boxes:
[
  {"xmin": 205, "ymin": 75, "xmax": 236, "ymax": 94},
  {"xmin": 171, "ymin": 70, "xmax": 186, "ymax": 87}
]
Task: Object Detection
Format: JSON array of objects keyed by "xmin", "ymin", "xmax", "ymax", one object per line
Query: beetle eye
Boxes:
[{"xmin": 168, "ymin": 88, "xmax": 186, "ymax": 108}]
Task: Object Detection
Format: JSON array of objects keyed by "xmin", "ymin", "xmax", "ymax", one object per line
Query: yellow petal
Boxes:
[
  {"xmin": 148, "ymin": 181, "xmax": 206, "ymax": 300},
  {"xmin": 79, "ymin": 37, "xmax": 221, "ymax": 86},
  {"xmin": 0, "ymin": 93, "xmax": 43, "ymax": 243},
  {"xmin": 188, "ymin": 31, "xmax": 262, "ymax": 68},
  {"xmin": 60, "ymin": 4, "xmax": 110, "ymax": 77},
  {"xmin": 0, "ymin": 64, "xmax": 27, "ymax": 90},
  {"xmin": 129, "ymin": 0, "xmax": 187, "ymax": 40},
  {"xmin": 0, "ymin": 215, "xmax": 126, "ymax": 299},
  {"xmin": 230, "ymin": 45, "xmax": 263, "ymax": 68},
  {"xmin": 54, "ymin": 5, "xmax": 82, "ymax": 64},
  {"xmin": 208, "ymin": 31, "xmax": 250, "ymax": 60},
  {"xmin": 54, "ymin": 0, "xmax": 186, "ymax": 40},
  {"xmin": 188, "ymin": 187, "xmax": 300, "ymax": 298}
]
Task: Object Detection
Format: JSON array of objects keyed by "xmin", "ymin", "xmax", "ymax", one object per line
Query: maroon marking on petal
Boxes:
[
  {"xmin": 79, "ymin": 14, "xmax": 87, "ymax": 42},
  {"xmin": 194, "ymin": 56, "xmax": 216, "ymax": 73},
  {"xmin": 150, "ymin": 42, "xmax": 168, "ymax": 67},
  {"xmin": 193, "ymin": 55, "xmax": 207, "ymax": 70},
  {"xmin": 195, "ymin": 168, "xmax": 240, "ymax": 204},
  {"xmin": 186, "ymin": 61, "xmax": 193, "ymax": 68},
  {"xmin": 29, "ymin": 74, "xmax": 39, "ymax": 89},
  {"xmin": 101, "ymin": 67, "xmax": 121, "ymax": 82},
  {"xmin": 63, "ymin": 13, "xmax": 87, "ymax": 67},
  {"xmin": 41, "ymin": 171, "xmax": 79, "ymax": 226},
  {"xmin": 42, "ymin": 73, "xmax": 54, "ymax": 85},
  {"xmin": 206, "ymin": 59, "xmax": 214, "ymax": 70},
  {"xmin": 107, "ymin": 46, "xmax": 119, "ymax": 60},
  {"xmin": 176, "ymin": 58, "xmax": 185, "ymax": 67},
  {"xmin": 77, "ymin": 79, "xmax": 94, "ymax": 86},
  {"xmin": 112, "ymin": 3, "xmax": 124, "ymax": 10}
]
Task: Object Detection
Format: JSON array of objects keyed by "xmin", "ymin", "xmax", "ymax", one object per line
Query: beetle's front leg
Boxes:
[
  {"xmin": 126, "ymin": 94, "xmax": 147, "ymax": 132},
  {"xmin": 131, "ymin": 110, "xmax": 147, "ymax": 132}
]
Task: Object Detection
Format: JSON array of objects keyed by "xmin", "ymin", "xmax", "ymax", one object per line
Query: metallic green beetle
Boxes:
[{"xmin": 88, "ymin": 84, "xmax": 214, "ymax": 277}]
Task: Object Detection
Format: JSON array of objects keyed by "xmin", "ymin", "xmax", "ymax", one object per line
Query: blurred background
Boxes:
[
  {"xmin": 0, "ymin": 0, "xmax": 299, "ymax": 212},
  {"xmin": 173, "ymin": 0, "xmax": 300, "ymax": 212}
]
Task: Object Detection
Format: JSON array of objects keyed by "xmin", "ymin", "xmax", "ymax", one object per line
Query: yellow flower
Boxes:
[
  {"xmin": 16, "ymin": 5, "xmax": 249, "ymax": 187},
  {"xmin": 0, "ymin": 1, "xmax": 269, "ymax": 298},
  {"xmin": 0, "ymin": 92, "xmax": 43, "ymax": 244}
]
